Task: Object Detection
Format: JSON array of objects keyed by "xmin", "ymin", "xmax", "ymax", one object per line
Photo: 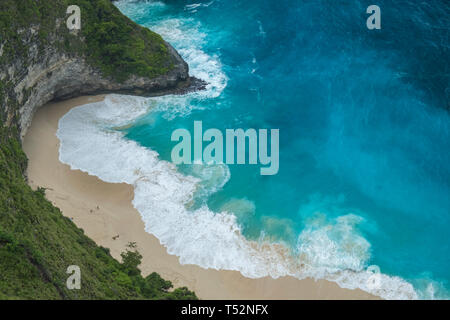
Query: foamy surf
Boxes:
[{"xmin": 57, "ymin": 94, "xmax": 417, "ymax": 300}]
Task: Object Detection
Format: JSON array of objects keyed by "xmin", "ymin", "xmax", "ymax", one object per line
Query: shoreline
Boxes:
[{"xmin": 23, "ymin": 95, "xmax": 378, "ymax": 300}]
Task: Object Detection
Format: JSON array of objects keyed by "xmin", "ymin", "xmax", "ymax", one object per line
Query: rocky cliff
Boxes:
[
  {"xmin": 9, "ymin": 36, "xmax": 189, "ymax": 138},
  {"xmin": 0, "ymin": 0, "xmax": 197, "ymax": 139}
]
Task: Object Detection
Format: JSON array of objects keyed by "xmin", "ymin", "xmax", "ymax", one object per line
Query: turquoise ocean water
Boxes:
[{"xmin": 57, "ymin": 0, "xmax": 450, "ymax": 299}]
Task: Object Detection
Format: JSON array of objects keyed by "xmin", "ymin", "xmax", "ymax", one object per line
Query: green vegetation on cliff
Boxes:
[
  {"xmin": 0, "ymin": 0, "xmax": 173, "ymax": 82},
  {"xmin": 0, "ymin": 0, "xmax": 196, "ymax": 299}
]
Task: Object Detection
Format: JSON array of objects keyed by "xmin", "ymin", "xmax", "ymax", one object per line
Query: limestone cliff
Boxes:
[{"xmin": 8, "ymin": 35, "xmax": 189, "ymax": 138}]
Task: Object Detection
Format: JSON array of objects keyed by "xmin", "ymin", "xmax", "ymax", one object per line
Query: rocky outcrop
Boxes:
[{"xmin": 1, "ymin": 28, "xmax": 198, "ymax": 140}]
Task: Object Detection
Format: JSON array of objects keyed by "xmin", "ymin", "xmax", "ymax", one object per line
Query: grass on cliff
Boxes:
[
  {"xmin": 0, "ymin": 126, "xmax": 197, "ymax": 299},
  {"xmin": 0, "ymin": 0, "xmax": 173, "ymax": 82}
]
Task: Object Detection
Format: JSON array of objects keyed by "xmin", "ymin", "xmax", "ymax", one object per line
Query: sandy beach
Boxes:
[{"xmin": 23, "ymin": 95, "xmax": 377, "ymax": 300}]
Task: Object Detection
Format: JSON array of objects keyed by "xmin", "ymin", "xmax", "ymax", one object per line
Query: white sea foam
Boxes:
[
  {"xmin": 187, "ymin": 163, "xmax": 231, "ymax": 201},
  {"xmin": 150, "ymin": 18, "xmax": 227, "ymax": 99},
  {"xmin": 132, "ymin": 16, "xmax": 228, "ymax": 121},
  {"xmin": 116, "ymin": 1, "xmax": 228, "ymax": 100},
  {"xmin": 295, "ymin": 214, "xmax": 418, "ymax": 299},
  {"xmin": 185, "ymin": 2, "xmax": 215, "ymax": 12},
  {"xmin": 297, "ymin": 214, "xmax": 371, "ymax": 273}
]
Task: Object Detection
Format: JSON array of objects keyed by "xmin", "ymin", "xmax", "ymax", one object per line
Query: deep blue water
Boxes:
[{"xmin": 115, "ymin": 0, "xmax": 450, "ymax": 298}]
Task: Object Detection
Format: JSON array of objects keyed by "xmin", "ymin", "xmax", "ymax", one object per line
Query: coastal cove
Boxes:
[
  {"xmin": 23, "ymin": 95, "xmax": 377, "ymax": 300},
  {"xmin": 1, "ymin": 0, "xmax": 448, "ymax": 300}
]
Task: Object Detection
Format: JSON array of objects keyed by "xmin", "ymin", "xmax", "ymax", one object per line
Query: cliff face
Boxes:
[
  {"xmin": 0, "ymin": 0, "xmax": 193, "ymax": 139},
  {"xmin": 3, "ymin": 30, "xmax": 189, "ymax": 139},
  {"xmin": 11, "ymin": 37, "xmax": 189, "ymax": 138}
]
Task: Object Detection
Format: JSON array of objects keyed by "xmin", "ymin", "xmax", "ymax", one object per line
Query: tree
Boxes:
[{"xmin": 120, "ymin": 242, "xmax": 142, "ymax": 277}]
